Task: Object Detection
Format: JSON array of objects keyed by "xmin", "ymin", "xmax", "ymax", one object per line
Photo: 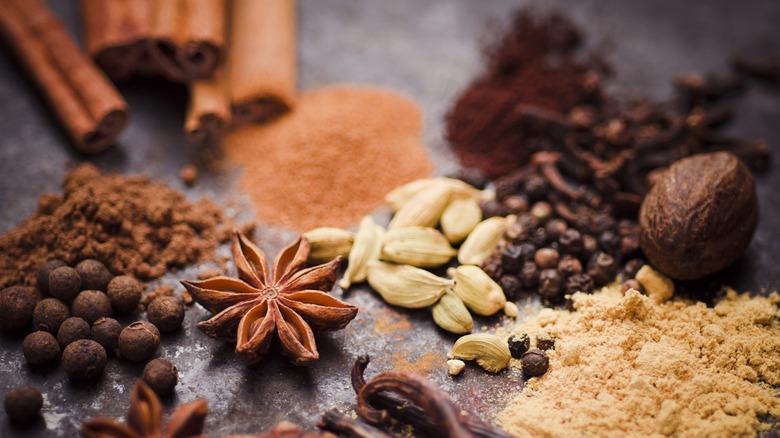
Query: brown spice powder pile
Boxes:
[
  {"xmin": 0, "ymin": 163, "xmax": 234, "ymax": 289},
  {"xmin": 499, "ymin": 286, "xmax": 780, "ymax": 437},
  {"xmin": 221, "ymin": 85, "xmax": 433, "ymax": 232}
]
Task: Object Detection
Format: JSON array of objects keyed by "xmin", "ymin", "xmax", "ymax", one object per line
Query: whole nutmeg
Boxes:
[{"xmin": 639, "ymin": 152, "xmax": 758, "ymax": 280}]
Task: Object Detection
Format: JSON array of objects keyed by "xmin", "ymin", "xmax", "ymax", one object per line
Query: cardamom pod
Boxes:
[
  {"xmin": 385, "ymin": 177, "xmax": 492, "ymax": 212},
  {"xmin": 366, "ymin": 261, "xmax": 453, "ymax": 308},
  {"xmin": 387, "ymin": 183, "xmax": 453, "ymax": 230},
  {"xmin": 381, "ymin": 226, "xmax": 457, "ymax": 268},
  {"xmin": 447, "ymin": 265, "xmax": 506, "ymax": 316},
  {"xmin": 440, "ymin": 198, "xmax": 482, "ymax": 243},
  {"xmin": 447, "ymin": 333, "xmax": 511, "ymax": 373},
  {"xmin": 458, "ymin": 215, "xmax": 517, "ymax": 265},
  {"xmin": 338, "ymin": 216, "xmax": 384, "ymax": 289},
  {"xmin": 303, "ymin": 227, "xmax": 355, "ymax": 264},
  {"xmin": 432, "ymin": 290, "xmax": 473, "ymax": 334}
]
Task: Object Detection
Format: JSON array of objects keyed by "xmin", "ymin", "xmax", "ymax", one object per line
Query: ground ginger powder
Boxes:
[{"xmin": 499, "ymin": 286, "xmax": 780, "ymax": 437}]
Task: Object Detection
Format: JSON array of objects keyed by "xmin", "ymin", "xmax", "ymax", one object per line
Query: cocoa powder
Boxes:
[{"xmin": 0, "ymin": 163, "xmax": 238, "ymax": 289}]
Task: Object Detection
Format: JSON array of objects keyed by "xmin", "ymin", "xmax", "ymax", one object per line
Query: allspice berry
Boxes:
[
  {"xmin": 521, "ymin": 348, "xmax": 549, "ymax": 377},
  {"xmin": 91, "ymin": 317, "xmax": 122, "ymax": 355},
  {"xmin": 118, "ymin": 321, "xmax": 160, "ymax": 362},
  {"xmin": 32, "ymin": 298, "xmax": 70, "ymax": 334},
  {"xmin": 536, "ymin": 331, "xmax": 556, "ymax": 351},
  {"xmin": 4, "ymin": 385, "xmax": 43, "ymax": 423},
  {"xmin": 107, "ymin": 276, "xmax": 143, "ymax": 313},
  {"xmin": 62, "ymin": 339, "xmax": 107, "ymax": 380},
  {"xmin": 74, "ymin": 259, "xmax": 113, "ymax": 292},
  {"xmin": 639, "ymin": 152, "xmax": 758, "ymax": 280},
  {"xmin": 0, "ymin": 286, "xmax": 37, "ymax": 331},
  {"xmin": 36, "ymin": 259, "xmax": 66, "ymax": 295},
  {"xmin": 143, "ymin": 358, "xmax": 178, "ymax": 396},
  {"xmin": 22, "ymin": 331, "xmax": 60, "ymax": 365},
  {"xmin": 147, "ymin": 296, "xmax": 184, "ymax": 332},
  {"xmin": 508, "ymin": 333, "xmax": 530, "ymax": 359},
  {"xmin": 71, "ymin": 290, "xmax": 112, "ymax": 324},
  {"xmin": 57, "ymin": 317, "xmax": 91, "ymax": 349},
  {"xmin": 48, "ymin": 266, "xmax": 81, "ymax": 302}
]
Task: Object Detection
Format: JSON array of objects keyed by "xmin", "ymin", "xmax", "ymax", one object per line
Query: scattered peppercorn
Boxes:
[
  {"xmin": 74, "ymin": 259, "xmax": 113, "ymax": 292},
  {"xmin": 545, "ymin": 219, "xmax": 568, "ymax": 241},
  {"xmin": 621, "ymin": 258, "xmax": 645, "ymax": 280},
  {"xmin": 142, "ymin": 358, "xmax": 179, "ymax": 396},
  {"xmin": 71, "ymin": 290, "xmax": 112, "ymax": 324},
  {"xmin": 565, "ymin": 273, "xmax": 595, "ymax": 295},
  {"xmin": 479, "ymin": 257, "xmax": 504, "ymax": 281},
  {"xmin": 48, "ymin": 266, "xmax": 82, "ymax": 302},
  {"xmin": 106, "ymin": 276, "xmax": 143, "ymax": 313},
  {"xmin": 521, "ymin": 348, "xmax": 549, "ymax": 377},
  {"xmin": 501, "ymin": 245, "xmax": 526, "ymax": 273},
  {"xmin": 520, "ymin": 261, "xmax": 540, "ymax": 288},
  {"xmin": 534, "ymin": 248, "xmax": 561, "ymax": 269},
  {"xmin": 557, "ymin": 255, "xmax": 583, "ymax": 276},
  {"xmin": 118, "ymin": 321, "xmax": 160, "ymax": 362},
  {"xmin": 587, "ymin": 252, "xmax": 617, "ymax": 286},
  {"xmin": 91, "ymin": 317, "xmax": 122, "ymax": 355},
  {"xmin": 4, "ymin": 385, "xmax": 42, "ymax": 423},
  {"xmin": 508, "ymin": 333, "xmax": 530, "ymax": 359},
  {"xmin": 146, "ymin": 296, "xmax": 185, "ymax": 333},
  {"xmin": 0, "ymin": 286, "xmax": 37, "ymax": 331},
  {"xmin": 22, "ymin": 331, "xmax": 60, "ymax": 365},
  {"xmin": 622, "ymin": 279, "xmax": 645, "ymax": 295},
  {"xmin": 32, "ymin": 298, "xmax": 70, "ymax": 334},
  {"xmin": 558, "ymin": 228, "xmax": 583, "ymax": 255},
  {"xmin": 57, "ymin": 317, "xmax": 91, "ymax": 349},
  {"xmin": 36, "ymin": 259, "xmax": 66, "ymax": 295},
  {"xmin": 500, "ymin": 275, "xmax": 523, "ymax": 301},
  {"xmin": 536, "ymin": 331, "xmax": 556, "ymax": 350},
  {"xmin": 538, "ymin": 269, "xmax": 564, "ymax": 299},
  {"xmin": 62, "ymin": 339, "xmax": 107, "ymax": 380}
]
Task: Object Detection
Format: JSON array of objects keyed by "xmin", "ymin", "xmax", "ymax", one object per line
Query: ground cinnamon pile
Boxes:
[
  {"xmin": 0, "ymin": 163, "xmax": 237, "ymax": 289},
  {"xmin": 498, "ymin": 286, "xmax": 780, "ymax": 437},
  {"xmin": 221, "ymin": 85, "xmax": 433, "ymax": 232}
]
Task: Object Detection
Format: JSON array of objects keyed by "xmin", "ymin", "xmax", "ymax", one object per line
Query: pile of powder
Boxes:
[
  {"xmin": 0, "ymin": 163, "xmax": 237, "ymax": 288},
  {"xmin": 221, "ymin": 85, "xmax": 433, "ymax": 232},
  {"xmin": 498, "ymin": 286, "xmax": 780, "ymax": 437},
  {"xmin": 445, "ymin": 11, "xmax": 588, "ymax": 178}
]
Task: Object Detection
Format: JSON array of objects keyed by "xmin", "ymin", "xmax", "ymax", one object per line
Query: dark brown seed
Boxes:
[
  {"xmin": 479, "ymin": 257, "xmax": 504, "ymax": 281},
  {"xmin": 32, "ymin": 298, "xmax": 70, "ymax": 335},
  {"xmin": 597, "ymin": 230, "xmax": 621, "ymax": 255},
  {"xmin": 4, "ymin": 385, "xmax": 42, "ymax": 423},
  {"xmin": 146, "ymin": 296, "xmax": 184, "ymax": 333},
  {"xmin": 504, "ymin": 222, "xmax": 529, "ymax": 243},
  {"xmin": 479, "ymin": 199, "xmax": 506, "ymax": 219},
  {"xmin": 544, "ymin": 219, "xmax": 568, "ymax": 241},
  {"xmin": 581, "ymin": 234, "xmax": 599, "ymax": 260},
  {"xmin": 521, "ymin": 349, "xmax": 549, "ymax": 377},
  {"xmin": 499, "ymin": 275, "xmax": 522, "ymax": 301},
  {"xmin": 536, "ymin": 331, "xmax": 556, "ymax": 351},
  {"xmin": 118, "ymin": 321, "xmax": 160, "ymax": 362},
  {"xmin": 106, "ymin": 276, "xmax": 143, "ymax": 313},
  {"xmin": 74, "ymin": 259, "xmax": 113, "ymax": 292},
  {"xmin": 62, "ymin": 339, "xmax": 107, "ymax": 380},
  {"xmin": 507, "ymin": 333, "xmax": 530, "ymax": 359},
  {"xmin": 558, "ymin": 228, "xmax": 583, "ymax": 255},
  {"xmin": 534, "ymin": 248, "xmax": 560, "ymax": 269},
  {"xmin": 622, "ymin": 279, "xmax": 645, "ymax": 295},
  {"xmin": 530, "ymin": 201, "xmax": 553, "ymax": 223},
  {"xmin": 48, "ymin": 267, "xmax": 81, "ymax": 302},
  {"xmin": 22, "ymin": 331, "xmax": 60, "ymax": 365},
  {"xmin": 71, "ymin": 290, "xmax": 112, "ymax": 325},
  {"xmin": 56, "ymin": 317, "xmax": 91, "ymax": 349},
  {"xmin": 501, "ymin": 245, "xmax": 525, "ymax": 273},
  {"xmin": 565, "ymin": 273, "xmax": 595, "ymax": 295},
  {"xmin": 587, "ymin": 252, "xmax": 617, "ymax": 286},
  {"xmin": 622, "ymin": 259, "xmax": 645, "ymax": 280},
  {"xmin": 519, "ymin": 262, "xmax": 540, "ymax": 289},
  {"xmin": 142, "ymin": 358, "xmax": 179, "ymax": 396},
  {"xmin": 0, "ymin": 286, "xmax": 37, "ymax": 331},
  {"xmin": 36, "ymin": 259, "xmax": 66, "ymax": 295},
  {"xmin": 538, "ymin": 269, "xmax": 564, "ymax": 299},
  {"xmin": 557, "ymin": 255, "xmax": 583, "ymax": 276},
  {"xmin": 503, "ymin": 195, "xmax": 529, "ymax": 213},
  {"xmin": 91, "ymin": 317, "xmax": 122, "ymax": 355}
]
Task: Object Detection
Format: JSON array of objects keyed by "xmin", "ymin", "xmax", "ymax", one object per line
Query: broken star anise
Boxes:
[
  {"xmin": 181, "ymin": 230, "xmax": 358, "ymax": 365},
  {"xmin": 81, "ymin": 380, "xmax": 208, "ymax": 438}
]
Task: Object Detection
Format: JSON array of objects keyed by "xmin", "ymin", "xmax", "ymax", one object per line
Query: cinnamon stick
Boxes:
[
  {"xmin": 185, "ymin": 67, "xmax": 231, "ymax": 143},
  {"xmin": 229, "ymin": 0, "xmax": 297, "ymax": 125},
  {"xmin": 79, "ymin": 0, "xmax": 155, "ymax": 82},
  {"xmin": 0, "ymin": 0, "xmax": 128, "ymax": 154}
]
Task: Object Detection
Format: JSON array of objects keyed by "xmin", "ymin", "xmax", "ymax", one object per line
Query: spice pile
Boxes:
[{"xmin": 498, "ymin": 284, "xmax": 780, "ymax": 437}]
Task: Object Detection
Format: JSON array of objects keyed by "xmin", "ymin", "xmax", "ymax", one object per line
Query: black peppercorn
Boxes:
[
  {"xmin": 57, "ymin": 317, "xmax": 91, "ymax": 349},
  {"xmin": 499, "ymin": 275, "xmax": 522, "ymax": 301},
  {"xmin": 32, "ymin": 298, "xmax": 70, "ymax": 334},
  {"xmin": 62, "ymin": 339, "xmax": 107, "ymax": 380},
  {"xmin": 590, "ymin": 213, "xmax": 616, "ymax": 234},
  {"xmin": 36, "ymin": 259, "xmax": 66, "ymax": 295},
  {"xmin": 48, "ymin": 266, "xmax": 82, "ymax": 302},
  {"xmin": 587, "ymin": 252, "xmax": 618, "ymax": 286},
  {"xmin": 521, "ymin": 349, "xmax": 549, "ymax": 377},
  {"xmin": 504, "ymin": 222, "xmax": 529, "ymax": 243},
  {"xmin": 620, "ymin": 234, "xmax": 641, "ymax": 258},
  {"xmin": 565, "ymin": 273, "xmax": 595, "ymax": 295},
  {"xmin": 107, "ymin": 275, "xmax": 143, "ymax": 313},
  {"xmin": 71, "ymin": 290, "xmax": 112, "ymax": 324},
  {"xmin": 519, "ymin": 261, "xmax": 540, "ymax": 288},
  {"xmin": 4, "ymin": 385, "xmax": 42, "ymax": 423},
  {"xmin": 530, "ymin": 227, "xmax": 548, "ymax": 247},
  {"xmin": 523, "ymin": 174, "xmax": 549, "ymax": 202},
  {"xmin": 74, "ymin": 259, "xmax": 113, "ymax": 292},
  {"xmin": 22, "ymin": 331, "xmax": 60, "ymax": 365},
  {"xmin": 479, "ymin": 257, "xmax": 504, "ymax": 281},
  {"xmin": 517, "ymin": 212, "xmax": 540, "ymax": 230},
  {"xmin": 501, "ymin": 245, "xmax": 525, "ymax": 273},
  {"xmin": 558, "ymin": 255, "xmax": 583, "ymax": 277},
  {"xmin": 581, "ymin": 234, "xmax": 599, "ymax": 261},
  {"xmin": 622, "ymin": 259, "xmax": 645, "ymax": 280},
  {"xmin": 147, "ymin": 296, "xmax": 184, "ymax": 333},
  {"xmin": 0, "ymin": 286, "xmax": 37, "ymax": 331},
  {"xmin": 118, "ymin": 321, "xmax": 160, "ymax": 362},
  {"xmin": 91, "ymin": 317, "xmax": 122, "ymax": 354},
  {"xmin": 142, "ymin": 358, "xmax": 178, "ymax": 396},
  {"xmin": 538, "ymin": 269, "xmax": 563, "ymax": 299},
  {"xmin": 544, "ymin": 219, "xmax": 568, "ymax": 241},
  {"xmin": 507, "ymin": 333, "xmax": 530, "ymax": 359},
  {"xmin": 479, "ymin": 199, "xmax": 506, "ymax": 219},
  {"xmin": 597, "ymin": 230, "xmax": 622, "ymax": 255},
  {"xmin": 503, "ymin": 195, "xmax": 529, "ymax": 213},
  {"xmin": 534, "ymin": 248, "xmax": 560, "ymax": 269},
  {"xmin": 517, "ymin": 242, "xmax": 537, "ymax": 262},
  {"xmin": 558, "ymin": 228, "xmax": 583, "ymax": 255},
  {"xmin": 622, "ymin": 279, "xmax": 645, "ymax": 295},
  {"xmin": 536, "ymin": 331, "xmax": 556, "ymax": 350}
]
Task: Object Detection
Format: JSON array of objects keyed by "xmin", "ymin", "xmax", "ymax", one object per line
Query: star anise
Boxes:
[
  {"xmin": 181, "ymin": 230, "xmax": 358, "ymax": 365},
  {"xmin": 81, "ymin": 380, "xmax": 208, "ymax": 438}
]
